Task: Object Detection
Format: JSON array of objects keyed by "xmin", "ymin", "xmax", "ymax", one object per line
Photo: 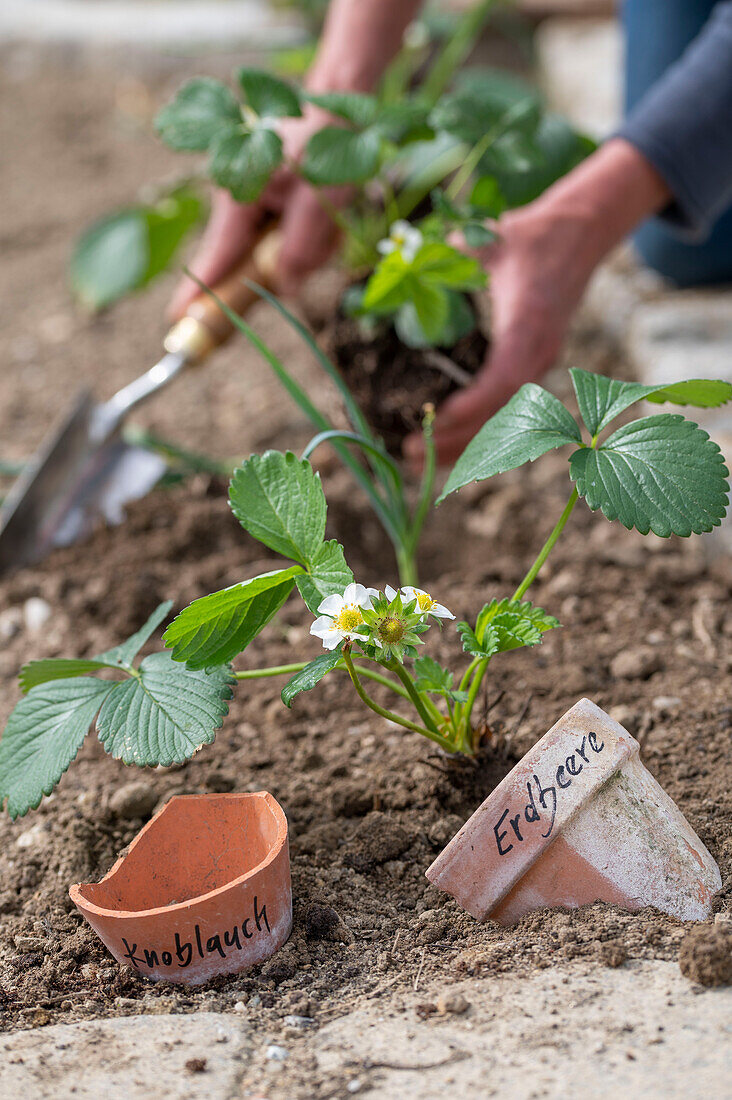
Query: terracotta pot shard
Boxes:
[
  {"xmin": 426, "ymin": 699, "xmax": 721, "ymax": 925},
  {"xmin": 70, "ymin": 792, "xmax": 292, "ymax": 984}
]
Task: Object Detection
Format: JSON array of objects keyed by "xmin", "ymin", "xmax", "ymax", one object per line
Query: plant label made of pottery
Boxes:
[
  {"xmin": 426, "ymin": 699, "xmax": 721, "ymax": 925},
  {"xmin": 70, "ymin": 792, "xmax": 292, "ymax": 985}
]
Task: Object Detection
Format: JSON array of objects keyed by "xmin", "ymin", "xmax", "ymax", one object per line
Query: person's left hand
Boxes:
[{"xmin": 403, "ymin": 200, "xmax": 600, "ymax": 469}]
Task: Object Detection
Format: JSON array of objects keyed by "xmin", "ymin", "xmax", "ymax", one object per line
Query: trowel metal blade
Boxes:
[{"xmin": 0, "ymin": 392, "xmax": 166, "ymax": 575}]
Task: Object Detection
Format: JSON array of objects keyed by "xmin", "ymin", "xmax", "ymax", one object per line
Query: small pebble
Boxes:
[
  {"xmin": 0, "ymin": 607, "xmax": 22, "ymax": 640},
  {"xmin": 347, "ymin": 1080, "xmax": 364, "ymax": 1094},
  {"xmin": 14, "ymin": 934, "xmax": 46, "ymax": 953},
  {"xmin": 437, "ymin": 991, "xmax": 470, "ymax": 1015},
  {"xmin": 109, "ymin": 782, "xmax": 158, "ymax": 820},
  {"xmin": 610, "ymin": 646, "xmax": 661, "ymax": 681},
  {"xmin": 282, "ymin": 1015, "xmax": 315, "ymax": 1030},
  {"xmin": 265, "ymin": 1044, "xmax": 289, "ymax": 1062},
  {"xmin": 23, "ymin": 597, "xmax": 52, "ymax": 633},
  {"xmin": 233, "ymin": 1001, "xmax": 248, "ymax": 1013}
]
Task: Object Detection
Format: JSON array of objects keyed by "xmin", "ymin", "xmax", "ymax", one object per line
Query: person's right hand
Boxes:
[{"xmin": 168, "ymin": 106, "xmax": 345, "ymax": 319}]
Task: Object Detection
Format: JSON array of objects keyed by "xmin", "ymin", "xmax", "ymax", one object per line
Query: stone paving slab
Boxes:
[
  {"xmin": 2, "ymin": 962, "xmax": 726, "ymax": 1099},
  {"xmin": 310, "ymin": 960, "xmax": 732, "ymax": 1099},
  {"xmin": 0, "ymin": 1011, "xmax": 251, "ymax": 1099}
]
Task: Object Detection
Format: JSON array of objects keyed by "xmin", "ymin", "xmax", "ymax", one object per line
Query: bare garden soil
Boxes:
[{"xmin": 0, "ymin": 43, "xmax": 730, "ymax": 1096}]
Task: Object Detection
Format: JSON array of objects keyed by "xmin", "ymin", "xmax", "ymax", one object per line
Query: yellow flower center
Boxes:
[
  {"xmin": 416, "ymin": 592, "xmax": 434, "ymax": 612},
  {"xmin": 378, "ymin": 617, "xmax": 405, "ymax": 645},
  {"xmin": 333, "ymin": 604, "xmax": 363, "ymax": 633}
]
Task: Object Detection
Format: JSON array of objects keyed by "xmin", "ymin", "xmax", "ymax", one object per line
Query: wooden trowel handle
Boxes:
[{"xmin": 163, "ymin": 225, "xmax": 281, "ymax": 362}]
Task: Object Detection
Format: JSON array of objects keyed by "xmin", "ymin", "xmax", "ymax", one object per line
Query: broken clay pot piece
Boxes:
[
  {"xmin": 70, "ymin": 792, "xmax": 292, "ymax": 984},
  {"xmin": 426, "ymin": 699, "xmax": 721, "ymax": 925}
]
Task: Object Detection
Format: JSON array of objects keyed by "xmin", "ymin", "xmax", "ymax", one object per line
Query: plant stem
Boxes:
[
  {"xmin": 388, "ymin": 661, "xmax": 444, "ymax": 738},
  {"xmin": 343, "ymin": 648, "xmax": 451, "ymax": 748},
  {"xmin": 404, "ymin": 407, "xmax": 437, "ymax": 563},
  {"xmin": 512, "ymin": 487, "xmax": 579, "ymax": 602},
  {"xmin": 446, "ymin": 95, "xmax": 539, "ymax": 203},
  {"xmin": 234, "ymin": 660, "xmax": 410, "ymax": 700},
  {"xmin": 458, "ymin": 485, "xmax": 582, "ymax": 743},
  {"xmin": 235, "ymin": 663, "xmax": 308, "ymax": 680},
  {"xmin": 420, "ymin": 0, "xmax": 497, "ymax": 107}
]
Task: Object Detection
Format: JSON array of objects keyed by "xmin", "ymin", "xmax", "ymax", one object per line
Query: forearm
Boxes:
[
  {"xmin": 306, "ymin": 0, "xmax": 423, "ymax": 93},
  {"xmin": 533, "ymin": 138, "xmax": 672, "ymax": 269}
]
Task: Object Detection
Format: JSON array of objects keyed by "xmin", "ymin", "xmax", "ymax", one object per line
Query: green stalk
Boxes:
[
  {"xmin": 459, "ymin": 485, "xmax": 583, "ymax": 742},
  {"xmin": 446, "ymin": 95, "xmax": 539, "ymax": 203},
  {"xmin": 343, "ymin": 647, "xmax": 451, "ymax": 748},
  {"xmin": 387, "ymin": 661, "xmax": 444, "ymax": 738},
  {"xmin": 235, "ymin": 662, "xmax": 307, "ymax": 680},
  {"xmin": 420, "ymin": 0, "xmax": 497, "ymax": 107},
  {"xmin": 512, "ymin": 487, "xmax": 579, "ymax": 602},
  {"xmin": 403, "ymin": 407, "xmax": 437, "ymax": 564},
  {"xmin": 234, "ymin": 660, "xmax": 410, "ymax": 700}
]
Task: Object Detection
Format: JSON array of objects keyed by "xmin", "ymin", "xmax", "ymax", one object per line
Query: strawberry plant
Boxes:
[{"xmin": 1, "ymin": 370, "xmax": 729, "ymax": 818}]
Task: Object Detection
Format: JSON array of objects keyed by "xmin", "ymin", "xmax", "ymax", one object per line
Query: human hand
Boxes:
[
  {"xmin": 404, "ymin": 139, "xmax": 672, "ymax": 469},
  {"xmin": 168, "ymin": 106, "xmax": 346, "ymax": 319},
  {"xmin": 404, "ymin": 201, "xmax": 599, "ymax": 469}
]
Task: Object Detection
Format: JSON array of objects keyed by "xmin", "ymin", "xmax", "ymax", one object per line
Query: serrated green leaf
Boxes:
[
  {"xmin": 362, "ymin": 252, "xmax": 411, "ymax": 313},
  {"xmin": 644, "ymin": 380, "xmax": 732, "ymax": 408},
  {"xmin": 412, "ymin": 241, "xmax": 486, "ymax": 289},
  {"xmin": 237, "ymin": 68, "xmax": 301, "ymax": 119},
  {"xmin": 19, "ymin": 659, "xmax": 120, "ymax": 694},
  {"xmin": 70, "ymin": 210, "xmax": 148, "ymax": 311},
  {"xmin": 413, "ymin": 656, "xmax": 454, "ymax": 694},
  {"xmin": 96, "ymin": 653, "xmax": 233, "ymax": 767},
  {"xmin": 97, "ymin": 601, "xmax": 174, "ymax": 668},
  {"xmin": 462, "ymin": 222, "xmax": 495, "ymax": 248},
  {"xmin": 475, "ymin": 598, "xmax": 559, "ymax": 652},
  {"xmin": 303, "ymin": 126, "xmax": 382, "ymax": 185},
  {"xmin": 305, "ymin": 91, "xmax": 377, "ymax": 128},
  {"xmin": 296, "ymin": 540, "xmax": 353, "ymax": 614},
  {"xmin": 208, "ymin": 126, "xmax": 283, "ymax": 203},
  {"xmin": 491, "ymin": 114, "xmax": 594, "ymax": 207},
  {"xmin": 411, "ymin": 282, "xmax": 449, "ymax": 344},
  {"xmin": 141, "ymin": 188, "xmax": 204, "ymax": 285},
  {"xmin": 479, "ymin": 131, "xmax": 543, "ymax": 176},
  {"xmin": 164, "ymin": 569, "xmax": 302, "ymax": 668},
  {"xmin": 70, "ymin": 193, "xmax": 202, "ymax": 311},
  {"xmin": 439, "ymin": 384, "xmax": 582, "ymax": 501},
  {"xmin": 0, "ymin": 679, "xmax": 114, "ymax": 819},
  {"xmin": 395, "ymin": 291, "xmax": 475, "ymax": 350},
  {"xmin": 229, "ymin": 451, "xmax": 327, "ymax": 565},
  {"xmin": 155, "ymin": 77, "xmax": 240, "ymax": 151},
  {"xmin": 457, "ymin": 621, "xmax": 499, "ymax": 660},
  {"xmin": 470, "ymin": 175, "xmax": 507, "ymax": 217},
  {"xmin": 570, "ymin": 368, "xmax": 732, "ymax": 436},
  {"xmin": 430, "ymin": 74, "xmax": 540, "ymax": 144},
  {"xmin": 570, "ymin": 414, "xmax": 729, "ymax": 537},
  {"xmin": 281, "ymin": 646, "xmax": 343, "ymax": 708}
]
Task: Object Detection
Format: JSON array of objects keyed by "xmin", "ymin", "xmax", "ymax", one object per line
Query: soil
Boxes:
[
  {"xmin": 324, "ymin": 310, "xmax": 488, "ymax": 455},
  {"xmin": 0, "ymin": 40, "xmax": 731, "ymax": 1100}
]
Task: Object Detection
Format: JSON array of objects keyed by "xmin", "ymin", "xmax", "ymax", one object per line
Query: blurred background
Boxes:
[{"xmin": 0, "ymin": 0, "xmax": 729, "ymax": 493}]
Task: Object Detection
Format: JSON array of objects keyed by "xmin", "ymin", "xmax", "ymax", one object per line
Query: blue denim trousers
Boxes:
[{"xmin": 623, "ymin": 0, "xmax": 732, "ymax": 285}]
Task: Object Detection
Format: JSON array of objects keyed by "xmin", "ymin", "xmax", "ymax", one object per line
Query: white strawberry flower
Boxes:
[
  {"xmin": 394, "ymin": 585, "xmax": 454, "ymax": 621},
  {"xmin": 310, "ymin": 583, "xmax": 379, "ymax": 650},
  {"xmin": 377, "ymin": 220, "xmax": 423, "ymax": 264}
]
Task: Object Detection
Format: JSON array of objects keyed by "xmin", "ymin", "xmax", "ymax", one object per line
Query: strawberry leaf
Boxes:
[
  {"xmin": 164, "ymin": 569, "xmax": 302, "ymax": 669},
  {"xmin": 281, "ymin": 646, "xmax": 344, "ymax": 708},
  {"xmin": 570, "ymin": 368, "xmax": 732, "ymax": 437},
  {"xmin": 439, "ymin": 383, "xmax": 582, "ymax": 500},
  {"xmin": 96, "ymin": 653, "xmax": 233, "ymax": 767},
  {"xmin": 570, "ymin": 414, "xmax": 729, "ymax": 537},
  {"xmin": 0, "ymin": 679, "xmax": 115, "ymax": 819}
]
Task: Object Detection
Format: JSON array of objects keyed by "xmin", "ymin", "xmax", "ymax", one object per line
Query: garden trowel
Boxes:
[{"xmin": 0, "ymin": 229, "xmax": 280, "ymax": 576}]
